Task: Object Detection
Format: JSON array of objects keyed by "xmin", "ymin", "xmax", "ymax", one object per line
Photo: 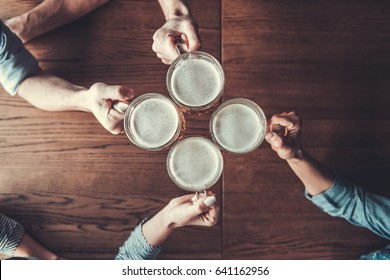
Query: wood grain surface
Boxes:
[
  {"xmin": 222, "ymin": 0, "xmax": 390, "ymax": 259},
  {"xmin": 1, "ymin": 0, "xmax": 390, "ymax": 260},
  {"xmin": 0, "ymin": 0, "xmax": 221, "ymax": 259}
]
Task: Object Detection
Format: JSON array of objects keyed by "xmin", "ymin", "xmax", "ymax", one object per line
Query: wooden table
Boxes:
[{"xmin": 1, "ymin": 0, "xmax": 389, "ymax": 259}]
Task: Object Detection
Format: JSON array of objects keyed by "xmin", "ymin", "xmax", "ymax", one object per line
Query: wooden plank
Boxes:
[
  {"xmin": 0, "ymin": 0, "xmax": 222, "ymax": 259},
  {"xmin": 222, "ymin": 0, "xmax": 390, "ymax": 259}
]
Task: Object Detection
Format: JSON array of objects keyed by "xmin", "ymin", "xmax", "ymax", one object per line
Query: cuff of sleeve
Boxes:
[
  {"xmin": 0, "ymin": 21, "xmax": 40, "ymax": 95},
  {"xmin": 305, "ymin": 172, "xmax": 354, "ymax": 212},
  {"xmin": 115, "ymin": 218, "xmax": 162, "ymax": 260},
  {"xmin": 0, "ymin": 214, "xmax": 25, "ymax": 256},
  {"xmin": 137, "ymin": 218, "xmax": 163, "ymax": 256}
]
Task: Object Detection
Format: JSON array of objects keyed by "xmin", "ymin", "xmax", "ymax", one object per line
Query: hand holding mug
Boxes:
[
  {"xmin": 152, "ymin": 15, "xmax": 201, "ymax": 64},
  {"xmin": 83, "ymin": 82, "xmax": 135, "ymax": 134},
  {"xmin": 163, "ymin": 192, "xmax": 219, "ymax": 228},
  {"xmin": 265, "ymin": 111, "xmax": 302, "ymax": 160}
]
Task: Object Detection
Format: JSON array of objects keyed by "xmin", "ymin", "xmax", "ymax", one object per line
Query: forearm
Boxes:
[
  {"xmin": 7, "ymin": 0, "xmax": 109, "ymax": 43},
  {"xmin": 286, "ymin": 149, "xmax": 334, "ymax": 196},
  {"xmin": 157, "ymin": 0, "xmax": 191, "ymax": 20},
  {"xmin": 17, "ymin": 71, "xmax": 89, "ymax": 112},
  {"xmin": 14, "ymin": 233, "xmax": 60, "ymax": 260},
  {"xmin": 142, "ymin": 207, "xmax": 174, "ymax": 247}
]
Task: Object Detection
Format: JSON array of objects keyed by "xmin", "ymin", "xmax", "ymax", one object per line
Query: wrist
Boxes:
[
  {"xmin": 159, "ymin": 0, "xmax": 190, "ymax": 21},
  {"xmin": 75, "ymin": 88, "xmax": 92, "ymax": 113},
  {"xmin": 161, "ymin": 205, "xmax": 178, "ymax": 230},
  {"xmin": 286, "ymin": 147, "xmax": 305, "ymax": 164}
]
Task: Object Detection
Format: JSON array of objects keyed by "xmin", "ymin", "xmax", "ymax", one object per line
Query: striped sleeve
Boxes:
[
  {"xmin": 115, "ymin": 219, "xmax": 162, "ymax": 260},
  {"xmin": 0, "ymin": 213, "xmax": 25, "ymax": 256},
  {"xmin": 0, "ymin": 20, "xmax": 40, "ymax": 95}
]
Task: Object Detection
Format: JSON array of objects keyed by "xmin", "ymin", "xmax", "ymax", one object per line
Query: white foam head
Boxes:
[
  {"xmin": 211, "ymin": 99, "xmax": 266, "ymax": 154},
  {"xmin": 167, "ymin": 137, "xmax": 223, "ymax": 191},
  {"xmin": 126, "ymin": 94, "xmax": 180, "ymax": 149},
  {"xmin": 170, "ymin": 56, "xmax": 223, "ymax": 108}
]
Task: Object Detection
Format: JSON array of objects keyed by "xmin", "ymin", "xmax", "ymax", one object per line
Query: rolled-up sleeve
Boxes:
[
  {"xmin": 0, "ymin": 213, "xmax": 25, "ymax": 256},
  {"xmin": 115, "ymin": 219, "xmax": 162, "ymax": 260},
  {"xmin": 305, "ymin": 173, "xmax": 390, "ymax": 240},
  {"xmin": 0, "ymin": 20, "xmax": 40, "ymax": 95}
]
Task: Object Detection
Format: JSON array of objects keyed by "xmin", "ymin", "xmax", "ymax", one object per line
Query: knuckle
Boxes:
[
  {"xmin": 196, "ymin": 204, "xmax": 204, "ymax": 212},
  {"xmin": 152, "ymin": 42, "xmax": 158, "ymax": 52},
  {"xmin": 90, "ymin": 82, "xmax": 104, "ymax": 91},
  {"xmin": 152, "ymin": 30, "xmax": 159, "ymax": 41}
]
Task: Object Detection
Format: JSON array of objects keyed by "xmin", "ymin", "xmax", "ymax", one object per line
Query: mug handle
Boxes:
[
  {"xmin": 174, "ymin": 37, "xmax": 188, "ymax": 55},
  {"xmin": 191, "ymin": 190, "xmax": 207, "ymax": 204},
  {"xmin": 268, "ymin": 123, "xmax": 288, "ymax": 136},
  {"xmin": 113, "ymin": 101, "xmax": 129, "ymax": 114}
]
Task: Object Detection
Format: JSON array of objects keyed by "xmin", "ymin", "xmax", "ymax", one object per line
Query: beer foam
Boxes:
[
  {"xmin": 129, "ymin": 97, "xmax": 179, "ymax": 149},
  {"xmin": 212, "ymin": 103, "xmax": 264, "ymax": 153},
  {"xmin": 171, "ymin": 58, "xmax": 222, "ymax": 107},
  {"xmin": 168, "ymin": 137, "xmax": 223, "ymax": 191}
]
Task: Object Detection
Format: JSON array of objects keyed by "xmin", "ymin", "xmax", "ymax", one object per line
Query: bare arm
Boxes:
[
  {"xmin": 18, "ymin": 71, "xmax": 135, "ymax": 134},
  {"xmin": 286, "ymin": 151, "xmax": 334, "ymax": 196},
  {"xmin": 5, "ymin": 0, "xmax": 110, "ymax": 43},
  {"xmin": 265, "ymin": 112, "xmax": 390, "ymax": 240},
  {"xmin": 265, "ymin": 112, "xmax": 334, "ymax": 196}
]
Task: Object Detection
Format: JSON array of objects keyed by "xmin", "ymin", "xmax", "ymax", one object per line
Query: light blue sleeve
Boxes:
[
  {"xmin": 0, "ymin": 20, "xmax": 40, "ymax": 95},
  {"xmin": 115, "ymin": 219, "xmax": 162, "ymax": 260},
  {"xmin": 305, "ymin": 173, "xmax": 390, "ymax": 240},
  {"xmin": 360, "ymin": 244, "xmax": 390, "ymax": 260}
]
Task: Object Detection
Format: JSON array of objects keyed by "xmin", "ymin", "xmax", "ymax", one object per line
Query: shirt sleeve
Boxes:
[
  {"xmin": 360, "ymin": 244, "xmax": 390, "ymax": 260},
  {"xmin": 0, "ymin": 213, "xmax": 25, "ymax": 256},
  {"xmin": 0, "ymin": 20, "xmax": 40, "ymax": 95},
  {"xmin": 115, "ymin": 218, "xmax": 162, "ymax": 260},
  {"xmin": 305, "ymin": 173, "xmax": 390, "ymax": 240}
]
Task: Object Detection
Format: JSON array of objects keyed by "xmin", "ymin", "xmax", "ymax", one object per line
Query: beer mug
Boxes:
[
  {"xmin": 167, "ymin": 136, "xmax": 223, "ymax": 196},
  {"xmin": 166, "ymin": 39, "xmax": 225, "ymax": 113},
  {"xmin": 117, "ymin": 93, "xmax": 185, "ymax": 151},
  {"xmin": 210, "ymin": 98, "xmax": 287, "ymax": 154}
]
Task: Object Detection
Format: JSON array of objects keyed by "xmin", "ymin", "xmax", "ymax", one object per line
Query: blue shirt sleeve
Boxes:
[
  {"xmin": 305, "ymin": 173, "xmax": 390, "ymax": 240},
  {"xmin": 360, "ymin": 244, "xmax": 390, "ymax": 260},
  {"xmin": 115, "ymin": 219, "xmax": 162, "ymax": 260},
  {"xmin": 0, "ymin": 20, "xmax": 40, "ymax": 95},
  {"xmin": 0, "ymin": 213, "xmax": 25, "ymax": 256}
]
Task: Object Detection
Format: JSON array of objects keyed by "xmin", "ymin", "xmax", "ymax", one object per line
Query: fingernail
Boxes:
[{"xmin": 204, "ymin": 196, "xmax": 216, "ymax": 207}]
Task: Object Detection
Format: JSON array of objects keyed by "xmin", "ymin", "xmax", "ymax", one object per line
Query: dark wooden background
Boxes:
[{"xmin": 1, "ymin": 0, "xmax": 389, "ymax": 259}]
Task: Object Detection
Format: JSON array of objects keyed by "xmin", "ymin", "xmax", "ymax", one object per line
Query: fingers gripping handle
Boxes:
[
  {"xmin": 174, "ymin": 37, "xmax": 188, "ymax": 55},
  {"xmin": 269, "ymin": 124, "xmax": 288, "ymax": 136}
]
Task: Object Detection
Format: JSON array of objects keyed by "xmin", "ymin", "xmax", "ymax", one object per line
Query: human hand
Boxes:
[
  {"xmin": 82, "ymin": 82, "xmax": 135, "ymax": 134},
  {"xmin": 152, "ymin": 15, "xmax": 201, "ymax": 64},
  {"xmin": 265, "ymin": 111, "xmax": 303, "ymax": 160},
  {"xmin": 163, "ymin": 192, "xmax": 219, "ymax": 228}
]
